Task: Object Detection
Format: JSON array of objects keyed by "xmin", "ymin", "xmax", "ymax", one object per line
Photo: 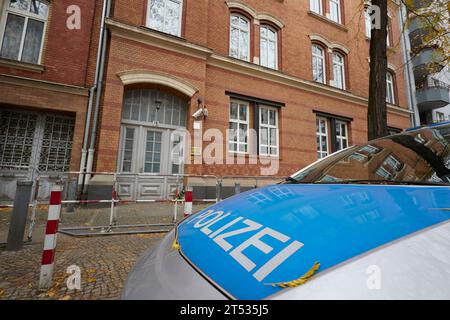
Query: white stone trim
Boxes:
[
  {"xmin": 257, "ymin": 13, "xmax": 285, "ymax": 29},
  {"xmin": 117, "ymin": 70, "xmax": 199, "ymax": 97},
  {"xmin": 225, "ymin": 0, "xmax": 258, "ymax": 19},
  {"xmin": 225, "ymin": 1, "xmax": 285, "ymax": 28},
  {"xmin": 309, "ymin": 34, "xmax": 350, "ymax": 54}
]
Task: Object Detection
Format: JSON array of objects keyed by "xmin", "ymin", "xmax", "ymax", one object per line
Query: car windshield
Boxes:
[{"xmin": 287, "ymin": 125, "xmax": 450, "ymax": 185}]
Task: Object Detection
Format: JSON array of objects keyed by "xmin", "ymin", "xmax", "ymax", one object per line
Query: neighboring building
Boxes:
[
  {"xmin": 0, "ymin": 0, "xmax": 101, "ymax": 199},
  {"xmin": 407, "ymin": 0, "xmax": 450, "ymax": 125},
  {"xmin": 92, "ymin": 0, "xmax": 412, "ymax": 200}
]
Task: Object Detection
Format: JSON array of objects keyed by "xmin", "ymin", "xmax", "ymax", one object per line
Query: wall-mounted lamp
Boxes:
[{"xmin": 154, "ymin": 99, "xmax": 162, "ymax": 111}]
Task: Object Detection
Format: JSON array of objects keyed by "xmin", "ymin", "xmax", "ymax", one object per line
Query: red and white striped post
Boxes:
[
  {"xmin": 184, "ymin": 187, "xmax": 193, "ymax": 218},
  {"xmin": 38, "ymin": 184, "xmax": 62, "ymax": 290}
]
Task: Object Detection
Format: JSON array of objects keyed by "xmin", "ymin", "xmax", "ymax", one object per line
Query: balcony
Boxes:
[
  {"xmin": 411, "ymin": 0, "xmax": 433, "ymax": 9},
  {"xmin": 416, "ymin": 78, "xmax": 450, "ymax": 112},
  {"xmin": 412, "ymin": 48, "xmax": 445, "ymax": 82},
  {"xmin": 408, "ymin": 17, "xmax": 429, "ymax": 50}
]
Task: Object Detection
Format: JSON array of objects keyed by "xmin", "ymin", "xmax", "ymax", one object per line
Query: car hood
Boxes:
[{"xmin": 177, "ymin": 184, "xmax": 450, "ymax": 300}]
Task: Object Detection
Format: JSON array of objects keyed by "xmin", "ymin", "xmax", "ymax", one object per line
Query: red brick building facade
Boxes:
[
  {"xmin": 0, "ymin": 0, "xmax": 414, "ymax": 200},
  {"xmin": 0, "ymin": 0, "xmax": 100, "ymax": 199},
  {"xmin": 93, "ymin": 0, "xmax": 412, "ymax": 199}
]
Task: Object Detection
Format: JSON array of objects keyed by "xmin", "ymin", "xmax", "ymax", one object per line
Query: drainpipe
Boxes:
[
  {"xmin": 78, "ymin": 87, "xmax": 95, "ymax": 189},
  {"xmin": 399, "ymin": 3, "xmax": 420, "ymax": 127},
  {"xmin": 80, "ymin": 0, "xmax": 111, "ymax": 192}
]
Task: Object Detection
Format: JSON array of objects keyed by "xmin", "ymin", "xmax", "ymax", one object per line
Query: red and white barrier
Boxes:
[
  {"xmin": 184, "ymin": 188, "xmax": 193, "ymax": 217},
  {"xmin": 38, "ymin": 184, "xmax": 62, "ymax": 290}
]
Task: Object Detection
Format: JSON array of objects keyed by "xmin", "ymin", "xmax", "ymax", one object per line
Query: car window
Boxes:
[{"xmin": 289, "ymin": 126, "xmax": 450, "ymax": 185}]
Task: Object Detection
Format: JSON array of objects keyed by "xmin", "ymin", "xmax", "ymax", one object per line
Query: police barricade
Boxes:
[{"xmin": 55, "ymin": 172, "xmax": 218, "ymax": 237}]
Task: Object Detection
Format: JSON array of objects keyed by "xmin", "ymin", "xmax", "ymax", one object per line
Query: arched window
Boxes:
[
  {"xmin": 260, "ymin": 25, "xmax": 277, "ymax": 69},
  {"xmin": 332, "ymin": 52, "xmax": 346, "ymax": 89},
  {"xmin": 312, "ymin": 44, "xmax": 326, "ymax": 84},
  {"xmin": 230, "ymin": 14, "xmax": 250, "ymax": 62},
  {"xmin": 386, "ymin": 71, "xmax": 395, "ymax": 104},
  {"xmin": 147, "ymin": 0, "xmax": 183, "ymax": 36}
]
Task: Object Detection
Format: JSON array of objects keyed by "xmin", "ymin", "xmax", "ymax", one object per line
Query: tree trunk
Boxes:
[{"xmin": 368, "ymin": 0, "xmax": 389, "ymax": 140}]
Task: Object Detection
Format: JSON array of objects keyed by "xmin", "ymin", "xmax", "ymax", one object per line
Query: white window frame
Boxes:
[
  {"xmin": 259, "ymin": 106, "xmax": 279, "ymax": 157},
  {"xmin": 386, "ymin": 21, "xmax": 391, "ymax": 47},
  {"xmin": 335, "ymin": 120, "xmax": 348, "ymax": 151},
  {"xmin": 332, "ymin": 52, "xmax": 346, "ymax": 90},
  {"xmin": 386, "ymin": 71, "xmax": 395, "ymax": 104},
  {"xmin": 328, "ymin": 0, "xmax": 341, "ymax": 24},
  {"xmin": 0, "ymin": 0, "xmax": 49, "ymax": 64},
  {"xmin": 119, "ymin": 126, "xmax": 137, "ymax": 173},
  {"xmin": 259, "ymin": 24, "xmax": 278, "ymax": 70},
  {"xmin": 310, "ymin": 0, "xmax": 323, "ymax": 15},
  {"xmin": 312, "ymin": 44, "xmax": 326, "ymax": 84},
  {"xmin": 146, "ymin": 0, "xmax": 183, "ymax": 37},
  {"xmin": 229, "ymin": 100, "xmax": 249, "ymax": 154},
  {"xmin": 316, "ymin": 116, "xmax": 329, "ymax": 159},
  {"xmin": 436, "ymin": 112, "xmax": 445, "ymax": 122},
  {"xmin": 365, "ymin": 7, "xmax": 372, "ymax": 38},
  {"xmin": 229, "ymin": 14, "xmax": 250, "ymax": 62}
]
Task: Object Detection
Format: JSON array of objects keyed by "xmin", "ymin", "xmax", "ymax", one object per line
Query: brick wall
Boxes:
[
  {"xmin": 94, "ymin": 0, "xmax": 412, "ymax": 177},
  {"xmin": 0, "ymin": 0, "xmax": 101, "ymax": 172},
  {"xmin": 0, "ymin": 0, "xmax": 99, "ymax": 87}
]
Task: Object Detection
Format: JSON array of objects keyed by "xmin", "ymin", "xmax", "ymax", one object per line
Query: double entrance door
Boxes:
[{"xmin": 117, "ymin": 125, "xmax": 184, "ymax": 200}]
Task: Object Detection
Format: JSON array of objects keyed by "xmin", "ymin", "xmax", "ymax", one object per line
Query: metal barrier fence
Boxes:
[{"xmin": 0, "ymin": 167, "xmax": 285, "ymax": 238}]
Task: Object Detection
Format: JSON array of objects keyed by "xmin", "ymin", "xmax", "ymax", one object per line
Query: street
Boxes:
[{"xmin": 0, "ymin": 203, "xmax": 207, "ymax": 300}]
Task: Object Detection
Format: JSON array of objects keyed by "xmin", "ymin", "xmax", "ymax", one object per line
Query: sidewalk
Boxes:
[{"xmin": 0, "ymin": 203, "xmax": 209, "ymax": 300}]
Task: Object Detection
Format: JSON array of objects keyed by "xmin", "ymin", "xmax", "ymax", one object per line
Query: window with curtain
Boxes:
[
  {"xmin": 0, "ymin": 0, "xmax": 49, "ymax": 64},
  {"xmin": 328, "ymin": 0, "xmax": 341, "ymax": 23},
  {"xmin": 332, "ymin": 52, "xmax": 345, "ymax": 89},
  {"xmin": 260, "ymin": 25, "xmax": 277, "ymax": 69},
  {"xmin": 310, "ymin": 0, "xmax": 322, "ymax": 14},
  {"xmin": 312, "ymin": 44, "xmax": 326, "ymax": 84},
  {"xmin": 259, "ymin": 106, "xmax": 279, "ymax": 156},
  {"xmin": 386, "ymin": 71, "xmax": 395, "ymax": 104},
  {"xmin": 230, "ymin": 14, "xmax": 250, "ymax": 62},
  {"xmin": 147, "ymin": 0, "xmax": 183, "ymax": 36}
]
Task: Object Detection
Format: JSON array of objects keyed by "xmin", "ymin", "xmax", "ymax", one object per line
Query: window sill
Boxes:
[
  {"xmin": 0, "ymin": 58, "xmax": 45, "ymax": 73},
  {"xmin": 228, "ymin": 55, "xmax": 281, "ymax": 73},
  {"xmin": 307, "ymin": 11, "xmax": 348, "ymax": 32},
  {"xmin": 312, "ymin": 79, "xmax": 351, "ymax": 94},
  {"xmin": 141, "ymin": 25, "xmax": 186, "ymax": 42}
]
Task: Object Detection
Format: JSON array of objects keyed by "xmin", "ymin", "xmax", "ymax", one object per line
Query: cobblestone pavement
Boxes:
[{"xmin": 0, "ymin": 203, "xmax": 209, "ymax": 300}]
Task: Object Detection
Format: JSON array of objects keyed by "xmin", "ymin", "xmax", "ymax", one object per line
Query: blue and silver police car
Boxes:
[{"xmin": 122, "ymin": 123, "xmax": 450, "ymax": 300}]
